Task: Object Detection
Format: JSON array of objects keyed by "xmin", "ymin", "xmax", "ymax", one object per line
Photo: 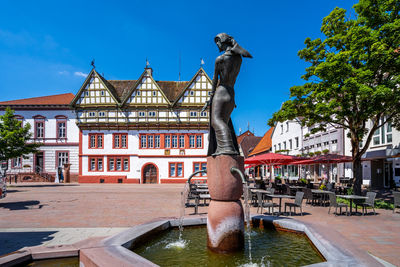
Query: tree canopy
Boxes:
[
  {"xmin": 0, "ymin": 108, "xmax": 41, "ymax": 163},
  {"xmin": 268, "ymin": 0, "xmax": 400, "ymax": 194}
]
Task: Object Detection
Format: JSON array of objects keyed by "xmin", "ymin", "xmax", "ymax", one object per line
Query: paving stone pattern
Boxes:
[{"xmin": 0, "ymin": 183, "xmax": 399, "ymax": 266}]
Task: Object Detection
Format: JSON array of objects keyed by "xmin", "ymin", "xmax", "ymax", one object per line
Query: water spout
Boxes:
[
  {"xmin": 230, "ymin": 167, "xmax": 247, "ymax": 184},
  {"xmin": 187, "ymin": 169, "xmax": 207, "ymax": 184}
]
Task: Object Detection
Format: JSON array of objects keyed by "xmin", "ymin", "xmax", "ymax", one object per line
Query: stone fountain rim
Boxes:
[{"xmin": 0, "ymin": 215, "xmax": 379, "ymax": 267}]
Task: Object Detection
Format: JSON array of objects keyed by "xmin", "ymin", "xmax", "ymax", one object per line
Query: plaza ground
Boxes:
[{"xmin": 0, "ymin": 183, "xmax": 399, "ymax": 266}]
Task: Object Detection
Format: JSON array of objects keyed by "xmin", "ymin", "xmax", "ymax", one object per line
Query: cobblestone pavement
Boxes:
[{"xmin": 1, "ymin": 183, "xmax": 400, "ymax": 266}]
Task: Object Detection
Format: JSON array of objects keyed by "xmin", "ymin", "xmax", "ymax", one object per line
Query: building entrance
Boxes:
[
  {"xmin": 384, "ymin": 162, "xmax": 393, "ymax": 188},
  {"xmin": 142, "ymin": 164, "xmax": 158, "ymax": 184}
]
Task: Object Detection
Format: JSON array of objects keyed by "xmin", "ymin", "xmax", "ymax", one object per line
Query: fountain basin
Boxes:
[{"xmin": 0, "ymin": 216, "xmax": 376, "ymax": 267}]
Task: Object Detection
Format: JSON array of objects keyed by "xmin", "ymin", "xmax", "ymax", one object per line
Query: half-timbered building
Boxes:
[{"xmin": 71, "ymin": 66, "xmax": 212, "ymax": 183}]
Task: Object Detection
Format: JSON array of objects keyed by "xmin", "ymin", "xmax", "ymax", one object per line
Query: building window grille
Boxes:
[
  {"xmin": 148, "ymin": 135, "xmax": 154, "ymax": 148},
  {"xmin": 89, "ymin": 134, "xmax": 103, "ymax": 148},
  {"xmin": 193, "ymin": 162, "xmax": 207, "ymax": 176},
  {"xmin": 141, "ymin": 135, "xmax": 147, "ymax": 148},
  {"xmin": 169, "ymin": 162, "xmax": 183, "ymax": 177},
  {"xmin": 189, "ymin": 135, "xmax": 195, "ymax": 148},
  {"xmin": 200, "ymin": 111, "xmax": 207, "ymax": 117},
  {"xmin": 57, "ymin": 122, "xmax": 66, "ymax": 138},
  {"xmin": 179, "ymin": 135, "xmax": 185, "ymax": 148},
  {"xmin": 196, "ymin": 135, "xmax": 202, "ymax": 148},
  {"xmin": 165, "ymin": 135, "xmax": 171, "ymax": 148},
  {"xmin": 190, "ymin": 111, "xmax": 197, "ymax": 117},
  {"xmin": 155, "ymin": 135, "xmax": 160, "ymax": 148},
  {"xmin": 57, "ymin": 152, "xmax": 69, "ymax": 167},
  {"xmin": 35, "ymin": 121, "xmax": 44, "ymax": 138},
  {"xmin": 172, "ymin": 135, "xmax": 178, "ymax": 148}
]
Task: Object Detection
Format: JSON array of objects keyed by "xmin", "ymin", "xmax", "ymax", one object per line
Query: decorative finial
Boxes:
[
  {"xmin": 146, "ymin": 58, "xmax": 150, "ymax": 68},
  {"xmin": 91, "ymin": 59, "xmax": 95, "ymax": 69},
  {"xmin": 200, "ymin": 58, "xmax": 205, "ymax": 67}
]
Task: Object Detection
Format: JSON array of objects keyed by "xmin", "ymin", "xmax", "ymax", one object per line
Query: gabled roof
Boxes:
[
  {"xmin": 248, "ymin": 127, "xmax": 274, "ymax": 157},
  {"xmin": 237, "ymin": 130, "xmax": 254, "ymax": 145},
  {"xmin": 70, "ymin": 68, "xmax": 120, "ymax": 106},
  {"xmin": 239, "ymin": 135, "xmax": 262, "ymax": 158},
  {"xmin": 0, "ymin": 93, "xmax": 74, "ymax": 106},
  {"xmin": 157, "ymin": 81, "xmax": 189, "ymax": 102},
  {"xmin": 108, "ymin": 80, "xmax": 137, "ymax": 100},
  {"xmin": 172, "ymin": 68, "xmax": 212, "ymax": 106},
  {"xmin": 121, "ymin": 69, "xmax": 175, "ymax": 105}
]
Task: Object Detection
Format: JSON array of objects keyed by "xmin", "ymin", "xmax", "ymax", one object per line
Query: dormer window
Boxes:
[{"xmin": 200, "ymin": 111, "xmax": 207, "ymax": 117}]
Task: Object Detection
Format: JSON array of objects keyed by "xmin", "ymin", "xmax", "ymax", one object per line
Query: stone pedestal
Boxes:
[
  {"xmin": 63, "ymin": 163, "xmax": 71, "ymax": 183},
  {"xmin": 206, "ymin": 155, "xmax": 244, "ymax": 253}
]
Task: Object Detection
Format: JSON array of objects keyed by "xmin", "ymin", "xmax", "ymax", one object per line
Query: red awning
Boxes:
[
  {"xmin": 293, "ymin": 154, "xmax": 352, "ymax": 165},
  {"xmin": 244, "ymin": 153, "xmax": 299, "ymax": 166}
]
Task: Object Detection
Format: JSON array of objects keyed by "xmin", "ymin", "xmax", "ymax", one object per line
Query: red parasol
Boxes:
[
  {"xmin": 293, "ymin": 154, "xmax": 353, "ymax": 165},
  {"xmin": 245, "ymin": 153, "xmax": 298, "ymax": 166}
]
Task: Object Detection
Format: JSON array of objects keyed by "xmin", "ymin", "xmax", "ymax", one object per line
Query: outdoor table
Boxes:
[
  {"xmin": 194, "ymin": 193, "xmax": 211, "ymax": 214},
  {"xmin": 196, "ymin": 184, "xmax": 208, "ymax": 189},
  {"xmin": 338, "ymin": 195, "xmax": 368, "ymax": 216},
  {"xmin": 311, "ymin": 190, "xmax": 332, "ymax": 206},
  {"xmin": 266, "ymin": 194, "xmax": 295, "ymax": 216}
]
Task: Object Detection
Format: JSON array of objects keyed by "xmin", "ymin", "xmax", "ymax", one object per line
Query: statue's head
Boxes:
[
  {"xmin": 214, "ymin": 33, "xmax": 253, "ymax": 58},
  {"xmin": 214, "ymin": 33, "xmax": 234, "ymax": 52}
]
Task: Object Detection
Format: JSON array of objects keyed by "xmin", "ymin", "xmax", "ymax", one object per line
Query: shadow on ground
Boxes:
[
  {"xmin": 0, "ymin": 231, "xmax": 56, "ymax": 256},
  {"xmin": 0, "ymin": 200, "xmax": 45, "ymax": 210},
  {"xmin": 7, "ymin": 184, "xmax": 79, "ymax": 188}
]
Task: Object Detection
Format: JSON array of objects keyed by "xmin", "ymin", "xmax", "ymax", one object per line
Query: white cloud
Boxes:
[
  {"xmin": 74, "ymin": 71, "xmax": 88, "ymax": 77},
  {"xmin": 58, "ymin": 70, "xmax": 69, "ymax": 75}
]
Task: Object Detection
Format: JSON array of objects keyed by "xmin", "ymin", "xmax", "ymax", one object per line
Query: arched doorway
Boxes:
[{"xmin": 142, "ymin": 163, "xmax": 158, "ymax": 184}]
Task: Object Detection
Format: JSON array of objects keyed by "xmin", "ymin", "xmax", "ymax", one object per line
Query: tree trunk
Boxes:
[{"xmin": 352, "ymin": 157, "xmax": 362, "ymax": 195}]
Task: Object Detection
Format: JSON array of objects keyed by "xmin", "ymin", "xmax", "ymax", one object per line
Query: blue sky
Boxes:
[{"xmin": 0, "ymin": 0, "xmax": 358, "ymax": 135}]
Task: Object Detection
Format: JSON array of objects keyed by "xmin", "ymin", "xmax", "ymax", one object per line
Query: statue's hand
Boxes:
[{"xmin": 201, "ymin": 100, "xmax": 210, "ymax": 112}]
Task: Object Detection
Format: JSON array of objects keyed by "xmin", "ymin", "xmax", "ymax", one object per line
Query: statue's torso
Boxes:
[{"xmin": 216, "ymin": 53, "xmax": 242, "ymax": 88}]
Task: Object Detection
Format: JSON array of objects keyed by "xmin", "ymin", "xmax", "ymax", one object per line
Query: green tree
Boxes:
[
  {"xmin": 269, "ymin": 0, "xmax": 400, "ymax": 195},
  {"xmin": 0, "ymin": 108, "xmax": 41, "ymax": 172}
]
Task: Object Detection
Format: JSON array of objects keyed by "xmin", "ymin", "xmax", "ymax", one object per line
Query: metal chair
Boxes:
[
  {"xmin": 328, "ymin": 192, "xmax": 348, "ymax": 216},
  {"xmin": 285, "ymin": 191, "xmax": 304, "ymax": 216},
  {"xmin": 393, "ymin": 191, "xmax": 400, "ymax": 213},
  {"xmin": 356, "ymin": 192, "xmax": 377, "ymax": 215},
  {"xmin": 256, "ymin": 191, "xmax": 278, "ymax": 215}
]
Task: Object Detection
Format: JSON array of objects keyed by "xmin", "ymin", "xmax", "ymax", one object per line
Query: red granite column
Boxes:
[{"xmin": 207, "ymin": 155, "xmax": 244, "ymax": 253}]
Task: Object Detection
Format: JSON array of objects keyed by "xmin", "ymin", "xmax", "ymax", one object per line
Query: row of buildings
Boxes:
[
  {"xmin": 2, "ymin": 64, "xmax": 399, "ymax": 188},
  {"xmin": 0, "ymin": 66, "xmax": 211, "ymax": 184},
  {"xmin": 238, "ymin": 118, "xmax": 400, "ymax": 188}
]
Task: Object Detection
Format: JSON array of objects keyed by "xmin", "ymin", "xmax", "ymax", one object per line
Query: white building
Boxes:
[
  {"xmin": 270, "ymin": 117, "xmax": 400, "ymax": 188},
  {"xmin": 0, "ymin": 94, "xmax": 79, "ymax": 181}
]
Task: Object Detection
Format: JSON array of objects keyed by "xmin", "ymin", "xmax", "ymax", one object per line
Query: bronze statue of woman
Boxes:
[{"xmin": 203, "ymin": 33, "xmax": 252, "ymax": 156}]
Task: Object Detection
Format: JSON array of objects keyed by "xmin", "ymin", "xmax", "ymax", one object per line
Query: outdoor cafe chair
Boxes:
[
  {"xmin": 355, "ymin": 192, "xmax": 377, "ymax": 216},
  {"xmin": 328, "ymin": 192, "xmax": 349, "ymax": 216},
  {"xmin": 302, "ymin": 187, "xmax": 318, "ymax": 206},
  {"xmin": 256, "ymin": 191, "xmax": 278, "ymax": 215},
  {"xmin": 393, "ymin": 191, "xmax": 400, "ymax": 213},
  {"xmin": 284, "ymin": 191, "xmax": 304, "ymax": 216}
]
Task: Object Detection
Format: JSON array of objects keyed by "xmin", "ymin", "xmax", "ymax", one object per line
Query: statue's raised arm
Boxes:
[{"xmin": 206, "ymin": 33, "xmax": 252, "ymax": 156}]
